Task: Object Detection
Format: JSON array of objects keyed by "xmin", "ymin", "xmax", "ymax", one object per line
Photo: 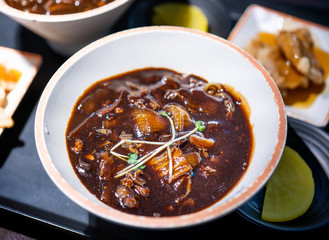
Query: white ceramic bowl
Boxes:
[
  {"xmin": 0, "ymin": 0, "xmax": 134, "ymax": 55},
  {"xmin": 35, "ymin": 26, "xmax": 287, "ymax": 229}
]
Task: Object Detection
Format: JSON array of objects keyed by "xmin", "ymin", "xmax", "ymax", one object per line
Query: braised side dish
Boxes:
[
  {"xmin": 0, "ymin": 63, "xmax": 21, "ymax": 128},
  {"xmin": 244, "ymin": 28, "xmax": 327, "ymax": 102},
  {"xmin": 5, "ymin": 0, "xmax": 114, "ymax": 15},
  {"xmin": 66, "ymin": 68, "xmax": 253, "ymax": 216}
]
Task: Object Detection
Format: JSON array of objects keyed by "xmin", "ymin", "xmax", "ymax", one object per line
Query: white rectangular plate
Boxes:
[
  {"xmin": 0, "ymin": 46, "xmax": 42, "ymax": 135},
  {"xmin": 228, "ymin": 4, "xmax": 329, "ymax": 127}
]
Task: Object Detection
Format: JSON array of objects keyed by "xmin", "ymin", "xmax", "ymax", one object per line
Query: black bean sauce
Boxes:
[{"xmin": 66, "ymin": 68, "xmax": 253, "ymax": 216}]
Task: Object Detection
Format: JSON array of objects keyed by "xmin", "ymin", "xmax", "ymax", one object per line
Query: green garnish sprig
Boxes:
[
  {"xmin": 110, "ymin": 112, "xmax": 205, "ymax": 181},
  {"xmin": 127, "ymin": 152, "xmax": 138, "ymax": 164},
  {"xmin": 195, "ymin": 120, "xmax": 205, "ymax": 132}
]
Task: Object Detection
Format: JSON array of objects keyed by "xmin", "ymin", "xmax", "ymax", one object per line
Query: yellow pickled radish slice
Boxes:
[
  {"xmin": 261, "ymin": 146, "xmax": 315, "ymax": 222},
  {"xmin": 152, "ymin": 2, "xmax": 208, "ymax": 32}
]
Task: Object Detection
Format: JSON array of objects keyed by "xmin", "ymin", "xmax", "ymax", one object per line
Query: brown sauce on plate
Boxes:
[
  {"xmin": 255, "ymin": 32, "xmax": 329, "ymax": 108},
  {"xmin": 66, "ymin": 68, "xmax": 253, "ymax": 216}
]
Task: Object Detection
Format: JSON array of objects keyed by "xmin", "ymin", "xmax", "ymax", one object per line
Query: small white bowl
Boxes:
[
  {"xmin": 35, "ymin": 26, "xmax": 287, "ymax": 229},
  {"xmin": 228, "ymin": 4, "xmax": 329, "ymax": 127},
  {"xmin": 0, "ymin": 0, "xmax": 134, "ymax": 55}
]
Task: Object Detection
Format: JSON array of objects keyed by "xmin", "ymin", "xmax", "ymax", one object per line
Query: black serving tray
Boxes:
[
  {"xmin": 237, "ymin": 119, "xmax": 329, "ymax": 231},
  {"xmin": 1, "ymin": 0, "xmax": 329, "ymax": 238}
]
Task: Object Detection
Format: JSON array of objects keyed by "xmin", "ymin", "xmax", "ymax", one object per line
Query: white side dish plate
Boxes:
[
  {"xmin": 228, "ymin": 4, "xmax": 329, "ymax": 127},
  {"xmin": 0, "ymin": 46, "xmax": 42, "ymax": 135}
]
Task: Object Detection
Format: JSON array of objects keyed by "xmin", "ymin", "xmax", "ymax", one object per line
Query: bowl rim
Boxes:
[
  {"xmin": 34, "ymin": 26, "xmax": 287, "ymax": 229},
  {"xmin": 0, "ymin": 0, "xmax": 132, "ymax": 22}
]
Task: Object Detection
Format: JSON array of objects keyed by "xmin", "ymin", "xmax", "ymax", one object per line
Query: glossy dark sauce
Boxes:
[
  {"xmin": 5, "ymin": 0, "xmax": 114, "ymax": 15},
  {"xmin": 66, "ymin": 68, "xmax": 253, "ymax": 216}
]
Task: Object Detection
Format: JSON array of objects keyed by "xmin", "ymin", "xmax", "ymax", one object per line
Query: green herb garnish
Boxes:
[
  {"xmin": 195, "ymin": 120, "xmax": 205, "ymax": 132},
  {"xmin": 137, "ymin": 164, "xmax": 146, "ymax": 170},
  {"xmin": 110, "ymin": 111, "xmax": 206, "ymax": 180},
  {"xmin": 161, "ymin": 111, "xmax": 169, "ymax": 117},
  {"xmin": 127, "ymin": 152, "xmax": 138, "ymax": 164}
]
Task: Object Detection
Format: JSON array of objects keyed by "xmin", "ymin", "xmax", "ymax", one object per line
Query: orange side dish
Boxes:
[
  {"xmin": 244, "ymin": 30, "xmax": 329, "ymax": 108},
  {"xmin": 0, "ymin": 63, "xmax": 21, "ymax": 128},
  {"xmin": 0, "ymin": 64, "xmax": 21, "ymax": 84}
]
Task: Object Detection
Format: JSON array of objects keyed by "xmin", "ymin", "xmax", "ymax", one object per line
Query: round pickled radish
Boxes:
[
  {"xmin": 261, "ymin": 146, "xmax": 315, "ymax": 222},
  {"xmin": 151, "ymin": 3, "xmax": 208, "ymax": 32}
]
